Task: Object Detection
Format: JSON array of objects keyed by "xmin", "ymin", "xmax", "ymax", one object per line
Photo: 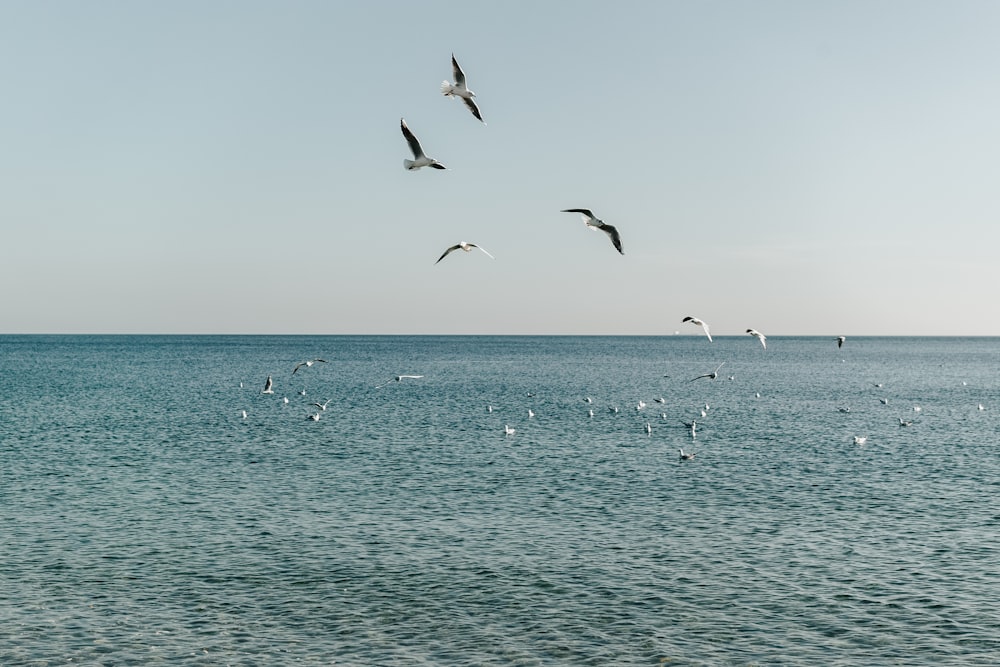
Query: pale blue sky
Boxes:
[{"xmin": 2, "ymin": 1, "xmax": 998, "ymax": 335}]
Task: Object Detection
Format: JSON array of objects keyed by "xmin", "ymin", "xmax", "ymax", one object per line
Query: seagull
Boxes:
[
  {"xmin": 293, "ymin": 358, "xmax": 327, "ymax": 375},
  {"xmin": 441, "ymin": 53, "xmax": 485, "ymax": 124},
  {"xmin": 584, "ymin": 397, "xmax": 593, "ymax": 403},
  {"xmin": 979, "ymin": 403, "xmax": 985, "ymax": 411},
  {"xmin": 653, "ymin": 397, "xmax": 666, "ymax": 404},
  {"xmin": 838, "ymin": 407, "xmax": 851, "ymax": 413},
  {"xmin": 307, "ymin": 413, "xmax": 321, "ymax": 422},
  {"xmin": 282, "ymin": 397, "xmax": 289, "ymax": 405},
  {"xmin": 435, "ymin": 241, "xmax": 495, "ymax": 264},
  {"xmin": 313, "ymin": 399, "xmax": 332, "ymax": 411},
  {"xmin": 853, "ymin": 436, "xmax": 867, "ymax": 445},
  {"xmin": 682, "ymin": 317, "xmax": 712, "ymax": 342},
  {"xmin": 899, "ymin": 418, "xmax": 912, "ymax": 427},
  {"xmin": 262, "ymin": 375, "xmax": 274, "ymax": 394},
  {"xmin": 645, "ymin": 423, "xmax": 652, "ymax": 435},
  {"xmin": 401, "ymin": 118, "xmax": 445, "ymax": 170},
  {"xmin": 560, "ymin": 209, "xmax": 624, "ymax": 255},
  {"xmin": 503, "ymin": 424, "xmax": 516, "ymax": 436},
  {"xmin": 836, "ymin": 336, "xmax": 846, "ymax": 348},
  {"xmin": 636, "ymin": 400, "xmax": 646, "ymax": 411},
  {"xmin": 913, "ymin": 406, "xmax": 922, "ymax": 412},
  {"xmin": 487, "ymin": 405, "xmax": 493, "ymax": 413},
  {"xmin": 588, "ymin": 409, "xmax": 594, "ymax": 418},
  {"xmin": 879, "ymin": 398, "xmax": 889, "ymax": 405},
  {"xmin": 689, "ymin": 362, "xmax": 725, "ymax": 382},
  {"xmin": 678, "ymin": 448, "xmax": 696, "ymax": 461},
  {"xmin": 746, "ymin": 329, "xmax": 767, "ymax": 349},
  {"xmin": 528, "ymin": 409, "xmax": 535, "ymax": 418},
  {"xmin": 376, "ymin": 374, "xmax": 425, "ymax": 388},
  {"xmin": 241, "ymin": 410, "xmax": 248, "ymax": 420}
]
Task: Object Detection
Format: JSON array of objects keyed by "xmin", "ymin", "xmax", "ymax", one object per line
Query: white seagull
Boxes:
[
  {"xmin": 853, "ymin": 436, "xmax": 867, "ymax": 445},
  {"xmin": 262, "ymin": 375, "xmax": 274, "ymax": 394},
  {"xmin": 678, "ymin": 448, "xmax": 696, "ymax": 461},
  {"xmin": 746, "ymin": 329, "xmax": 767, "ymax": 349},
  {"xmin": 690, "ymin": 362, "xmax": 725, "ymax": 382},
  {"xmin": 682, "ymin": 317, "xmax": 712, "ymax": 342},
  {"xmin": 836, "ymin": 336, "xmax": 846, "ymax": 348},
  {"xmin": 561, "ymin": 209, "xmax": 624, "ymax": 255},
  {"xmin": 307, "ymin": 413, "xmax": 321, "ymax": 422},
  {"xmin": 313, "ymin": 399, "xmax": 332, "ymax": 411},
  {"xmin": 441, "ymin": 53, "xmax": 485, "ymax": 124},
  {"xmin": 401, "ymin": 118, "xmax": 446, "ymax": 171},
  {"xmin": 435, "ymin": 241, "xmax": 495, "ymax": 264},
  {"xmin": 376, "ymin": 374, "xmax": 425, "ymax": 388},
  {"xmin": 293, "ymin": 358, "xmax": 327, "ymax": 375},
  {"xmin": 504, "ymin": 424, "xmax": 516, "ymax": 436}
]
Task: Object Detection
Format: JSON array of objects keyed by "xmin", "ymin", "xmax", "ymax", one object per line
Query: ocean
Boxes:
[{"xmin": 1, "ymin": 335, "xmax": 998, "ymax": 665}]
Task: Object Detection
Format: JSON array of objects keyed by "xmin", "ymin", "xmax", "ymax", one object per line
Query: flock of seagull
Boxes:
[
  {"xmin": 237, "ymin": 334, "xmax": 903, "ymax": 463},
  {"xmin": 400, "ymin": 54, "xmax": 626, "ymax": 263}
]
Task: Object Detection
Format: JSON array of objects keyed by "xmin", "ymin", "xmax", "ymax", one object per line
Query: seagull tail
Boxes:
[
  {"xmin": 403, "ymin": 158, "xmax": 416, "ymax": 170},
  {"xmin": 440, "ymin": 81, "xmax": 455, "ymax": 96}
]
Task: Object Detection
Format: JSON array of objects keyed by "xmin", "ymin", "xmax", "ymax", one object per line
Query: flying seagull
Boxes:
[
  {"xmin": 690, "ymin": 362, "xmax": 725, "ymax": 382},
  {"xmin": 561, "ymin": 209, "xmax": 624, "ymax": 255},
  {"xmin": 441, "ymin": 53, "xmax": 485, "ymax": 124},
  {"xmin": 746, "ymin": 329, "xmax": 767, "ymax": 349},
  {"xmin": 682, "ymin": 316, "xmax": 712, "ymax": 342},
  {"xmin": 261, "ymin": 375, "xmax": 274, "ymax": 394},
  {"xmin": 376, "ymin": 374, "xmax": 424, "ymax": 388},
  {"xmin": 293, "ymin": 358, "xmax": 327, "ymax": 375},
  {"xmin": 836, "ymin": 336, "xmax": 846, "ymax": 348},
  {"xmin": 435, "ymin": 241, "xmax": 495, "ymax": 264},
  {"xmin": 401, "ymin": 118, "xmax": 446, "ymax": 170}
]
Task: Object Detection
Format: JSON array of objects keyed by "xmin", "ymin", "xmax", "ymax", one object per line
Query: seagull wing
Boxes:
[
  {"xmin": 292, "ymin": 362, "xmax": 305, "ymax": 375},
  {"xmin": 435, "ymin": 244, "xmax": 462, "ymax": 264},
  {"xmin": 561, "ymin": 208, "xmax": 596, "ymax": 223},
  {"xmin": 598, "ymin": 222, "xmax": 624, "ymax": 255},
  {"xmin": 472, "ymin": 244, "xmax": 495, "ymax": 259},
  {"xmin": 462, "ymin": 96, "xmax": 485, "ymax": 123},
  {"xmin": 451, "ymin": 54, "xmax": 466, "ymax": 87},
  {"xmin": 400, "ymin": 118, "xmax": 424, "ymax": 159}
]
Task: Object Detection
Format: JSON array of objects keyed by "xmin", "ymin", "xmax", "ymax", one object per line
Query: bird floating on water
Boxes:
[
  {"xmin": 504, "ymin": 424, "xmax": 516, "ymax": 436},
  {"xmin": 262, "ymin": 375, "xmax": 274, "ymax": 394},
  {"xmin": 293, "ymin": 359, "xmax": 327, "ymax": 375},
  {"xmin": 746, "ymin": 329, "xmax": 767, "ymax": 349},
  {"xmin": 682, "ymin": 317, "xmax": 712, "ymax": 342},
  {"xmin": 307, "ymin": 413, "xmax": 321, "ymax": 422},
  {"xmin": 561, "ymin": 209, "xmax": 624, "ymax": 255},
  {"xmin": 678, "ymin": 448, "xmax": 696, "ymax": 461},
  {"xmin": 899, "ymin": 418, "xmax": 912, "ymax": 427},
  {"xmin": 441, "ymin": 53, "xmax": 485, "ymax": 124},
  {"xmin": 690, "ymin": 362, "xmax": 725, "ymax": 382},
  {"xmin": 401, "ymin": 118, "xmax": 446, "ymax": 170},
  {"xmin": 435, "ymin": 241, "xmax": 495, "ymax": 264},
  {"xmin": 853, "ymin": 436, "xmax": 867, "ymax": 445}
]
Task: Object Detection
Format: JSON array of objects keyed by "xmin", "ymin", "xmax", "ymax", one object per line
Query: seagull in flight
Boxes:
[
  {"xmin": 561, "ymin": 209, "xmax": 624, "ymax": 255},
  {"xmin": 313, "ymin": 399, "xmax": 332, "ymax": 411},
  {"xmin": 746, "ymin": 329, "xmax": 767, "ymax": 349},
  {"xmin": 261, "ymin": 375, "xmax": 274, "ymax": 394},
  {"xmin": 435, "ymin": 241, "xmax": 495, "ymax": 264},
  {"xmin": 682, "ymin": 316, "xmax": 712, "ymax": 342},
  {"xmin": 292, "ymin": 358, "xmax": 327, "ymax": 375},
  {"xmin": 441, "ymin": 53, "xmax": 485, "ymax": 124},
  {"xmin": 376, "ymin": 374, "xmax": 425, "ymax": 388},
  {"xmin": 401, "ymin": 118, "xmax": 446, "ymax": 170},
  {"xmin": 690, "ymin": 362, "xmax": 725, "ymax": 382},
  {"xmin": 836, "ymin": 336, "xmax": 846, "ymax": 348}
]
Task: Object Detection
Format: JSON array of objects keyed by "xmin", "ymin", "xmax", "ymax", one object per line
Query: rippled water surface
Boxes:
[{"xmin": 2, "ymin": 335, "xmax": 999, "ymax": 665}]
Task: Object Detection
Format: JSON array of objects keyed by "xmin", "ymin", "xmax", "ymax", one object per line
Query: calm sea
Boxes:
[{"xmin": 1, "ymin": 335, "xmax": 998, "ymax": 665}]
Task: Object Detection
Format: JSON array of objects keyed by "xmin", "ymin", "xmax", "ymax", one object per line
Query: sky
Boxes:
[{"xmin": 2, "ymin": 1, "xmax": 998, "ymax": 336}]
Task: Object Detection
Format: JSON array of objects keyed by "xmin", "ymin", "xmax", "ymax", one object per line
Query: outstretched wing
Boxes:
[
  {"xmin": 462, "ymin": 96, "xmax": 485, "ymax": 123},
  {"xmin": 451, "ymin": 53, "xmax": 466, "ymax": 87},
  {"xmin": 400, "ymin": 118, "xmax": 424, "ymax": 159},
  {"xmin": 472, "ymin": 244, "xmax": 495, "ymax": 259},
  {"xmin": 435, "ymin": 245, "xmax": 461, "ymax": 264},
  {"xmin": 599, "ymin": 223, "xmax": 624, "ymax": 255},
  {"xmin": 561, "ymin": 208, "xmax": 596, "ymax": 222}
]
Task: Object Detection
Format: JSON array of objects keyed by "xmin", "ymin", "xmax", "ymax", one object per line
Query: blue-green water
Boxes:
[{"xmin": 1, "ymin": 335, "xmax": 998, "ymax": 665}]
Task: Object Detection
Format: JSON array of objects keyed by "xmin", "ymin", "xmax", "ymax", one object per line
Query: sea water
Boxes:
[{"xmin": 1, "ymin": 335, "xmax": 998, "ymax": 665}]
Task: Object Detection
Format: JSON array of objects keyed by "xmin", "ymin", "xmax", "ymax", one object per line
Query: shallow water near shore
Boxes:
[{"xmin": 1, "ymin": 335, "xmax": 998, "ymax": 665}]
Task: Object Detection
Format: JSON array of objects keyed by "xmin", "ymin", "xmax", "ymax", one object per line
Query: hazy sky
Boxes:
[{"xmin": 2, "ymin": 1, "xmax": 998, "ymax": 335}]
